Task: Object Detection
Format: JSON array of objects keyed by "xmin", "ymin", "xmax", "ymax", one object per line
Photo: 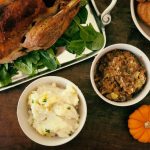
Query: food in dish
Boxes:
[
  {"xmin": 28, "ymin": 83, "xmax": 80, "ymax": 138},
  {"xmin": 94, "ymin": 50, "xmax": 146, "ymax": 102},
  {"xmin": 0, "ymin": 0, "xmax": 80, "ymax": 64},
  {"xmin": 137, "ymin": 0, "xmax": 150, "ymax": 26}
]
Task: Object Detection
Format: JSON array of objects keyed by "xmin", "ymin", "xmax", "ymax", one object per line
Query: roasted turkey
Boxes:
[{"xmin": 0, "ymin": 0, "xmax": 80, "ymax": 64}]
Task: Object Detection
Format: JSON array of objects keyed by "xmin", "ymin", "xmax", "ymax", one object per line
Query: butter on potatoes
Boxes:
[{"xmin": 28, "ymin": 83, "xmax": 79, "ymax": 138}]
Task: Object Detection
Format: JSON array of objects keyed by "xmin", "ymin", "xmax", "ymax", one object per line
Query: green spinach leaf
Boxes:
[
  {"xmin": 14, "ymin": 60, "xmax": 34, "ymax": 75},
  {"xmin": 80, "ymin": 23, "xmax": 98, "ymax": 42},
  {"xmin": 39, "ymin": 50, "xmax": 58, "ymax": 70},
  {"xmin": 0, "ymin": 65, "xmax": 12, "ymax": 87},
  {"xmin": 86, "ymin": 33, "xmax": 104, "ymax": 50},
  {"xmin": 66, "ymin": 40, "xmax": 85, "ymax": 55},
  {"xmin": 78, "ymin": 6, "xmax": 88, "ymax": 24}
]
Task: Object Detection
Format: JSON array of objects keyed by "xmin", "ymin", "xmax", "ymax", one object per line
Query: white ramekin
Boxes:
[
  {"xmin": 17, "ymin": 76, "xmax": 87, "ymax": 146},
  {"xmin": 90, "ymin": 43, "xmax": 150, "ymax": 107},
  {"xmin": 130, "ymin": 0, "xmax": 150, "ymax": 41}
]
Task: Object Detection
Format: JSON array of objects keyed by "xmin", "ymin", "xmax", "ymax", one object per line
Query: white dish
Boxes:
[
  {"xmin": 17, "ymin": 76, "xmax": 87, "ymax": 146},
  {"xmin": 90, "ymin": 43, "xmax": 150, "ymax": 107},
  {"xmin": 130, "ymin": 0, "xmax": 150, "ymax": 41}
]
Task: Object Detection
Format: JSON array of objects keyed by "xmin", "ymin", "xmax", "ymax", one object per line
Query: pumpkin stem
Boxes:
[{"xmin": 144, "ymin": 121, "xmax": 150, "ymax": 128}]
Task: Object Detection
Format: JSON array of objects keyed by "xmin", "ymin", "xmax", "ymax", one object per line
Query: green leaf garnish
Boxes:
[
  {"xmin": 86, "ymin": 33, "xmax": 104, "ymax": 50},
  {"xmin": 39, "ymin": 51, "xmax": 58, "ymax": 70},
  {"xmin": 78, "ymin": 6, "xmax": 88, "ymax": 24},
  {"xmin": 80, "ymin": 24, "xmax": 98, "ymax": 42},
  {"xmin": 80, "ymin": 0, "xmax": 88, "ymax": 7},
  {"xmin": 66, "ymin": 40, "xmax": 85, "ymax": 55},
  {"xmin": 0, "ymin": 65, "xmax": 12, "ymax": 87}
]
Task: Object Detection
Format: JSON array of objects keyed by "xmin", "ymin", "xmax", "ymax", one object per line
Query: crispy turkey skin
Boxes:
[{"xmin": 0, "ymin": 0, "xmax": 80, "ymax": 64}]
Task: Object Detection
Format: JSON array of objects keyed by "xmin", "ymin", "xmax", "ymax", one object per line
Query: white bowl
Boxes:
[
  {"xmin": 17, "ymin": 76, "xmax": 87, "ymax": 146},
  {"xmin": 130, "ymin": 0, "xmax": 150, "ymax": 41},
  {"xmin": 90, "ymin": 44, "xmax": 150, "ymax": 107}
]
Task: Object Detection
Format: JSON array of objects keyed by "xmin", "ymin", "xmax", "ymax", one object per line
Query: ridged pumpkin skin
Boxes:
[{"xmin": 128, "ymin": 105, "xmax": 150, "ymax": 143}]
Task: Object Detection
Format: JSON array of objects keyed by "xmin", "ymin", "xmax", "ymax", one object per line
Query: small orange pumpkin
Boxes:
[{"xmin": 128, "ymin": 105, "xmax": 150, "ymax": 143}]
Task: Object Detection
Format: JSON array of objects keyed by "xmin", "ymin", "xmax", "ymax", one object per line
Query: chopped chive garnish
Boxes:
[
  {"xmin": 45, "ymin": 129, "xmax": 50, "ymax": 133},
  {"xmin": 67, "ymin": 107, "xmax": 71, "ymax": 110},
  {"xmin": 43, "ymin": 99, "xmax": 47, "ymax": 102}
]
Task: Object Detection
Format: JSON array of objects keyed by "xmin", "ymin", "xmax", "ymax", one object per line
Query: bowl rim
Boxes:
[
  {"xmin": 130, "ymin": 0, "xmax": 150, "ymax": 41},
  {"xmin": 90, "ymin": 43, "xmax": 150, "ymax": 107},
  {"xmin": 17, "ymin": 76, "xmax": 87, "ymax": 146}
]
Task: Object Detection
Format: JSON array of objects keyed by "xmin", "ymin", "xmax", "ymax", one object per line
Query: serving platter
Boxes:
[
  {"xmin": 0, "ymin": 0, "xmax": 117, "ymax": 91},
  {"xmin": 130, "ymin": 0, "xmax": 150, "ymax": 41}
]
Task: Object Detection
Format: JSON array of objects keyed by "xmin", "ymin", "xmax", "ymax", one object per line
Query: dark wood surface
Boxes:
[{"xmin": 0, "ymin": 0, "xmax": 150, "ymax": 150}]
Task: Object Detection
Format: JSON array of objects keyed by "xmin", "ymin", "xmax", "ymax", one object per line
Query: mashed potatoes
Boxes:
[{"xmin": 28, "ymin": 83, "xmax": 80, "ymax": 138}]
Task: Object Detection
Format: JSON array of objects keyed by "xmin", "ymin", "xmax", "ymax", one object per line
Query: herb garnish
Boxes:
[
  {"xmin": 45, "ymin": 129, "xmax": 50, "ymax": 133},
  {"xmin": 43, "ymin": 99, "xmax": 47, "ymax": 103},
  {"xmin": 67, "ymin": 107, "xmax": 71, "ymax": 110}
]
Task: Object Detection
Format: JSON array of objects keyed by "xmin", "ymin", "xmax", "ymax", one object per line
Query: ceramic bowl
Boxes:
[
  {"xmin": 17, "ymin": 76, "xmax": 87, "ymax": 146},
  {"xmin": 90, "ymin": 43, "xmax": 150, "ymax": 106},
  {"xmin": 130, "ymin": 0, "xmax": 150, "ymax": 41}
]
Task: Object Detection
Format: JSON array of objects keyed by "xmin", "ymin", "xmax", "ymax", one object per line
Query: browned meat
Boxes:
[
  {"xmin": 0, "ymin": 0, "xmax": 46, "ymax": 42},
  {"xmin": 22, "ymin": 0, "xmax": 80, "ymax": 51},
  {"xmin": 0, "ymin": 0, "xmax": 47, "ymax": 63},
  {"xmin": 0, "ymin": 0, "xmax": 80, "ymax": 64}
]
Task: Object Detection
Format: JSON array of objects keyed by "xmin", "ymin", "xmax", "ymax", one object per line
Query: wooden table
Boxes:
[{"xmin": 0, "ymin": 0, "xmax": 150, "ymax": 150}]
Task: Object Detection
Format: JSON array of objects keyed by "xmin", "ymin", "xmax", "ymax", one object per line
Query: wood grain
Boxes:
[{"xmin": 0, "ymin": 0, "xmax": 150, "ymax": 150}]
